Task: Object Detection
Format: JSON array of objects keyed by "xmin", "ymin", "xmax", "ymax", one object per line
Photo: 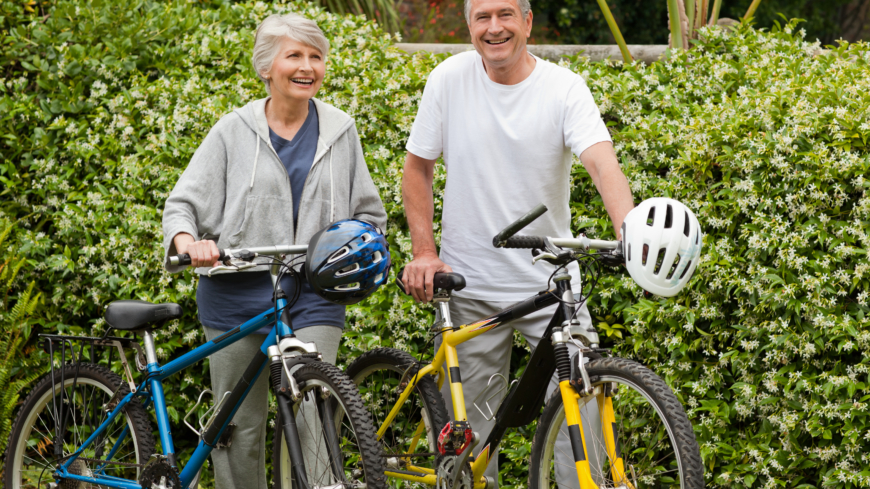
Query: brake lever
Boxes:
[
  {"xmin": 207, "ymin": 260, "xmax": 260, "ymax": 277},
  {"xmin": 531, "ymin": 236, "xmax": 575, "ymax": 266},
  {"xmin": 531, "ymin": 251, "xmax": 559, "ymax": 265}
]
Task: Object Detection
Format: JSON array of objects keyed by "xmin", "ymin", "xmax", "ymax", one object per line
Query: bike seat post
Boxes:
[
  {"xmin": 142, "ymin": 329, "xmax": 159, "ymax": 367},
  {"xmin": 433, "ymin": 291, "xmax": 453, "ymax": 329}
]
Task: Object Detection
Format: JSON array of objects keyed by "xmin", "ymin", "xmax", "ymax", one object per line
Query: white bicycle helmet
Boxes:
[{"xmin": 622, "ymin": 198, "xmax": 702, "ymax": 297}]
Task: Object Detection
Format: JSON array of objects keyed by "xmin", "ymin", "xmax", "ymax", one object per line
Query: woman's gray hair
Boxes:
[
  {"xmin": 252, "ymin": 13, "xmax": 330, "ymax": 95},
  {"xmin": 464, "ymin": 0, "xmax": 530, "ymax": 21}
]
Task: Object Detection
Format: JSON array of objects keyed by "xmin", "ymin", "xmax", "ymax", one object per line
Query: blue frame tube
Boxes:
[
  {"xmin": 150, "ymin": 378, "xmax": 175, "ymax": 456},
  {"xmin": 57, "ymin": 472, "xmax": 142, "ymax": 489},
  {"xmin": 155, "ymin": 310, "xmax": 277, "ymax": 380},
  {"xmin": 96, "ymin": 424, "xmax": 130, "ymax": 474},
  {"xmin": 180, "ymin": 440, "xmax": 214, "ymax": 488}
]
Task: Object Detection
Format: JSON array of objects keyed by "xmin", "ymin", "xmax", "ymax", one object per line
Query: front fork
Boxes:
[
  {"xmin": 551, "ymin": 273, "xmax": 631, "ymax": 489},
  {"xmin": 268, "ymin": 340, "xmax": 323, "ymax": 489}
]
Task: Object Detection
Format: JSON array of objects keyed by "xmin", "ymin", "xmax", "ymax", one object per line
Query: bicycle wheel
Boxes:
[
  {"xmin": 272, "ymin": 361, "xmax": 387, "ymax": 489},
  {"xmin": 346, "ymin": 348, "xmax": 449, "ymax": 487},
  {"xmin": 4, "ymin": 363, "xmax": 155, "ymax": 489},
  {"xmin": 529, "ymin": 357, "xmax": 703, "ymax": 489}
]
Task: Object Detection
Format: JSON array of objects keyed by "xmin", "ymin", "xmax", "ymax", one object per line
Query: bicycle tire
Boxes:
[
  {"xmin": 529, "ymin": 357, "xmax": 704, "ymax": 489},
  {"xmin": 345, "ymin": 348, "xmax": 449, "ymax": 488},
  {"xmin": 4, "ymin": 362, "xmax": 155, "ymax": 489},
  {"xmin": 272, "ymin": 361, "xmax": 387, "ymax": 489}
]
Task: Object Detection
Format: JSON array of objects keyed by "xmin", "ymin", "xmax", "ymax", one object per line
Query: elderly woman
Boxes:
[{"xmin": 162, "ymin": 13, "xmax": 386, "ymax": 489}]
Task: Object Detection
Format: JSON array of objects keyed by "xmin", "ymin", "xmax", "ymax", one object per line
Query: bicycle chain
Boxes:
[
  {"xmin": 72, "ymin": 455, "xmax": 144, "ymax": 468},
  {"xmin": 382, "ymin": 452, "xmax": 439, "ymax": 458}
]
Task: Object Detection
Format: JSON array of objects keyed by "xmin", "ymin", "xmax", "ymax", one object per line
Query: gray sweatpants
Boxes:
[
  {"xmin": 435, "ymin": 296, "xmax": 602, "ymax": 488},
  {"xmin": 203, "ymin": 325, "xmax": 342, "ymax": 489}
]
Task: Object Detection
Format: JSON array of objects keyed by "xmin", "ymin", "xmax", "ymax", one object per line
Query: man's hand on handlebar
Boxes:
[
  {"xmin": 174, "ymin": 233, "xmax": 221, "ymax": 268},
  {"xmin": 403, "ymin": 252, "xmax": 453, "ymax": 303}
]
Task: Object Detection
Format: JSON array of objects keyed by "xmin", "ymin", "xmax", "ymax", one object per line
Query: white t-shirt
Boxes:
[{"xmin": 406, "ymin": 50, "xmax": 611, "ymax": 301}]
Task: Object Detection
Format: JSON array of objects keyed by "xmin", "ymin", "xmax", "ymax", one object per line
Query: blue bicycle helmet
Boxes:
[{"xmin": 305, "ymin": 219, "xmax": 391, "ymax": 305}]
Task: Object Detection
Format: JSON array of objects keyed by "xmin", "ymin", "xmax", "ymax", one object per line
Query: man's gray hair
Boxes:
[
  {"xmin": 252, "ymin": 13, "xmax": 330, "ymax": 95},
  {"xmin": 464, "ymin": 0, "xmax": 531, "ymax": 21}
]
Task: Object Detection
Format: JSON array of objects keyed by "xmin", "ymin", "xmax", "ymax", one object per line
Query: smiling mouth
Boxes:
[
  {"xmin": 292, "ymin": 78, "xmax": 314, "ymax": 86},
  {"xmin": 485, "ymin": 38, "xmax": 510, "ymax": 45}
]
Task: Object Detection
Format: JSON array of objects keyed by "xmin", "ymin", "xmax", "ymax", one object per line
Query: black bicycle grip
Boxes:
[
  {"xmin": 492, "ymin": 204, "xmax": 548, "ymax": 247},
  {"xmin": 501, "ymin": 236, "xmax": 546, "ymax": 249},
  {"xmin": 170, "ymin": 249, "xmax": 227, "ymax": 266}
]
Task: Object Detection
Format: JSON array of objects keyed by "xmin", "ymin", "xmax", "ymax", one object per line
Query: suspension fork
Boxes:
[
  {"xmin": 317, "ymin": 393, "xmax": 348, "ymax": 483},
  {"xmin": 551, "ymin": 273, "xmax": 599, "ymax": 489},
  {"xmin": 270, "ymin": 349, "xmax": 312, "ymax": 489}
]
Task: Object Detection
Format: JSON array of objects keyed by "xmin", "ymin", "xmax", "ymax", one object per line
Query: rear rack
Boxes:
[{"xmin": 38, "ymin": 333, "xmax": 149, "ymax": 461}]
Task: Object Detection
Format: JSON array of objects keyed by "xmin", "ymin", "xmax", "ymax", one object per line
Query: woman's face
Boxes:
[{"xmin": 265, "ymin": 37, "xmax": 325, "ymax": 103}]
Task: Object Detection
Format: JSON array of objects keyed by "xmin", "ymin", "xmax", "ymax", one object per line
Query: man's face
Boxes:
[{"xmin": 467, "ymin": 0, "xmax": 532, "ymax": 69}]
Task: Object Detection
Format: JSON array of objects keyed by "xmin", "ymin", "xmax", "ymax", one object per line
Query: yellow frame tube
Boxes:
[
  {"xmin": 375, "ymin": 318, "xmax": 507, "ymax": 483},
  {"xmin": 597, "ymin": 392, "xmax": 632, "ymax": 488},
  {"xmin": 384, "ymin": 470, "xmax": 437, "ymax": 485},
  {"xmin": 560, "ymin": 381, "xmax": 599, "ymax": 489},
  {"xmin": 376, "ymin": 353, "xmax": 444, "ymax": 439}
]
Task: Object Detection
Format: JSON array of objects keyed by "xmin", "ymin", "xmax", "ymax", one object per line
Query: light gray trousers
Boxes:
[
  {"xmin": 203, "ymin": 325, "xmax": 342, "ymax": 489},
  {"xmin": 435, "ymin": 296, "xmax": 602, "ymax": 489}
]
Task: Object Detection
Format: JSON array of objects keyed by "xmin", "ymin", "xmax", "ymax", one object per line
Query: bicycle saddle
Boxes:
[
  {"xmin": 396, "ymin": 268, "xmax": 466, "ymax": 294},
  {"xmin": 104, "ymin": 300, "xmax": 183, "ymax": 331}
]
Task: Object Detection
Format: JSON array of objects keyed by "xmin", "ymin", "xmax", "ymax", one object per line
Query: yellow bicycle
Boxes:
[{"xmin": 347, "ymin": 205, "xmax": 704, "ymax": 489}]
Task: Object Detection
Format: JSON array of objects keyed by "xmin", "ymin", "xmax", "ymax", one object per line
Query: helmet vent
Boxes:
[
  {"xmin": 664, "ymin": 204, "xmax": 673, "ymax": 228},
  {"xmin": 683, "ymin": 211, "xmax": 690, "ymax": 237},
  {"xmin": 627, "ymin": 243, "xmax": 631, "ymax": 261},
  {"xmin": 642, "ymin": 244, "xmax": 649, "ymax": 265},
  {"xmin": 335, "ymin": 263, "xmax": 360, "ymax": 277},
  {"xmin": 653, "ymin": 248, "xmax": 667, "ymax": 275},
  {"xmin": 361, "ymin": 233, "xmax": 373, "ymax": 242},
  {"xmin": 372, "ymin": 251, "xmax": 383, "ymax": 263},
  {"xmin": 696, "ymin": 227, "xmax": 700, "ymax": 244},
  {"xmin": 374, "ymin": 273, "xmax": 384, "ymax": 284},
  {"xmin": 335, "ymin": 282, "xmax": 360, "ymax": 291},
  {"xmin": 327, "ymin": 246, "xmax": 350, "ymax": 264},
  {"xmin": 666, "ymin": 254, "xmax": 681, "ymax": 280},
  {"xmin": 646, "ymin": 208, "xmax": 655, "ymax": 226},
  {"xmin": 679, "ymin": 260, "xmax": 693, "ymax": 279}
]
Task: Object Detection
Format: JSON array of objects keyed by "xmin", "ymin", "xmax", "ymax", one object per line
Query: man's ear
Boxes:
[{"xmin": 525, "ymin": 11, "xmax": 533, "ymax": 37}]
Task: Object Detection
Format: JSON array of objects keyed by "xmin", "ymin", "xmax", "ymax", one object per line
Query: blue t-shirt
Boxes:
[
  {"xmin": 197, "ymin": 100, "xmax": 344, "ymax": 333},
  {"xmin": 270, "ymin": 99, "xmax": 319, "ymax": 228}
]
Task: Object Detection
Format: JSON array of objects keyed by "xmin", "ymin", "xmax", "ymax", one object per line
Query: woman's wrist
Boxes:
[{"xmin": 173, "ymin": 233, "xmax": 195, "ymax": 254}]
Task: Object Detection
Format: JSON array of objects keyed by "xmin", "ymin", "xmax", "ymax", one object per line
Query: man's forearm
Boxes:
[
  {"xmin": 581, "ymin": 142, "xmax": 635, "ymax": 236},
  {"xmin": 402, "ymin": 153, "xmax": 438, "ymax": 257}
]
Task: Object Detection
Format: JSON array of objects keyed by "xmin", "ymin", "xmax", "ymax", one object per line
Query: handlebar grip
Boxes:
[
  {"xmin": 502, "ymin": 236, "xmax": 546, "ymax": 249},
  {"xmin": 493, "ymin": 204, "xmax": 548, "ymax": 247},
  {"xmin": 169, "ymin": 250, "xmax": 228, "ymax": 267}
]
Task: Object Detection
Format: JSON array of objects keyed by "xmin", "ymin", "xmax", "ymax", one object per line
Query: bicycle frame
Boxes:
[
  {"xmin": 378, "ymin": 276, "xmax": 629, "ymax": 489},
  {"xmin": 51, "ymin": 296, "xmax": 295, "ymax": 489}
]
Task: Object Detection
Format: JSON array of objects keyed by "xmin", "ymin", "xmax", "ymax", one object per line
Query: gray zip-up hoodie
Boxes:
[{"xmin": 162, "ymin": 97, "xmax": 387, "ymax": 274}]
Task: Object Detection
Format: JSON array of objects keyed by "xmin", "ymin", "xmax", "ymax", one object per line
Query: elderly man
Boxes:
[{"xmin": 401, "ymin": 0, "xmax": 635, "ymax": 485}]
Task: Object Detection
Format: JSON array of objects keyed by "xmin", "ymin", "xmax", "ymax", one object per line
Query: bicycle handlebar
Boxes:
[
  {"xmin": 499, "ymin": 235, "xmax": 620, "ymax": 251},
  {"xmin": 168, "ymin": 245, "xmax": 309, "ymax": 267},
  {"xmin": 492, "ymin": 203, "xmax": 548, "ymax": 248}
]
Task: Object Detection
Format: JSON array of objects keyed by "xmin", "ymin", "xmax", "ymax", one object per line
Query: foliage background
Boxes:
[
  {"xmin": 401, "ymin": 0, "xmax": 870, "ymax": 45},
  {"xmin": 2, "ymin": 0, "xmax": 870, "ymax": 488}
]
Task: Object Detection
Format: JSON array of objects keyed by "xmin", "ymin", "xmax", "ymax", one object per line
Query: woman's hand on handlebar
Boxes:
[
  {"xmin": 403, "ymin": 252, "xmax": 453, "ymax": 303},
  {"xmin": 173, "ymin": 233, "xmax": 221, "ymax": 268}
]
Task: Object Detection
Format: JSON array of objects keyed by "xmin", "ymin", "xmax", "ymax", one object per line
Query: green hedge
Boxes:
[{"xmin": 2, "ymin": 0, "xmax": 870, "ymax": 487}]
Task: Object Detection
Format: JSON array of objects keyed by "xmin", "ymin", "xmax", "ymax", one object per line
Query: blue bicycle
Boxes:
[{"xmin": 4, "ymin": 243, "xmax": 386, "ymax": 489}]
